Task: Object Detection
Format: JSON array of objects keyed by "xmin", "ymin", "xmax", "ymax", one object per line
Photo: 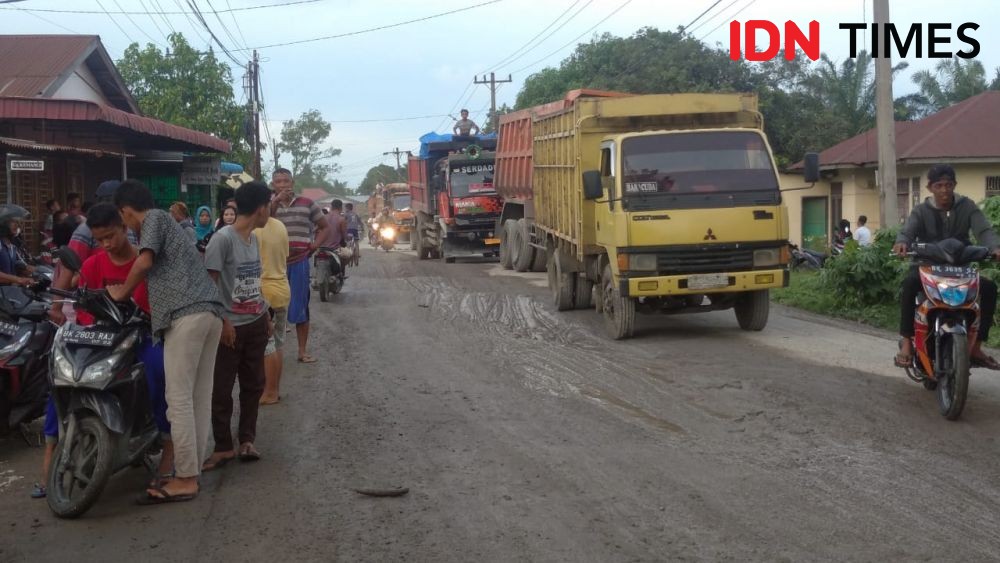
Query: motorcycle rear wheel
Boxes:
[
  {"xmin": 47, "ymin": 415, "xmax": 115, "ymax": 519},
  {"xmin": 936, "ymin": 333, "xmax": 970, "ymax": 420}
]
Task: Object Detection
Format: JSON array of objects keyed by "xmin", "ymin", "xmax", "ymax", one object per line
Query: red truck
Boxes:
[{"xmin": 408, "ymin": 137, "xmax": 502, "ymax": 261}]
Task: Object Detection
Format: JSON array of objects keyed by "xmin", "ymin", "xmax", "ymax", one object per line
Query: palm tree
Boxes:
[{"xmin": 911, "ymin": 59, "xmax": 989, "ymax": 114}]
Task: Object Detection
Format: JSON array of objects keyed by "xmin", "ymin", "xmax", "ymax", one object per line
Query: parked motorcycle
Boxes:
[
  {"xmin": 315, "ymin": 246, "xmax": 349, "ymax": 302},
  {"xmin": 45, "ymin": 249, "xmax": 159, "ymax": 518},
  {"xmin": 380, "ymin": 226, "xmax": 396, "ymax": 252},
  {"xmin": 898, "ymin": 239, "xmax": 990, "ymax": 420},
  {"xmin": 789, "ymin": 244, "xmax": 825, "ymax": 270},
  {"xmin": 0, "ymin": 275, "xmax": 57, "ymax": 440}
]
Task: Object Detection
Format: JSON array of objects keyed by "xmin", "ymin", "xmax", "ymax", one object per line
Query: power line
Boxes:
[
  {"xmin": 510, "ymin": 0, "xmax": 634, "ymax": 75},
  {"xmin": 493, "ymin": 0, "xmax": 594, "ymax": 72},
  {"xmin": 684, "ymin": 0, "xmax": 739, "ymax": 35},
  {"xmin": 680, "ymin": 0, "xmax": 723, "ymax": 33},
  {"xmin": 232, "ymin": 0, "xmax": 505, "ymax": 52},
  {"xmin": 434, "ymin": 80, "xmax": 475, "ymax": 132},
  {"xmin": 20, "ymin": 8, "xmax": 80, "ymax": 33},
  {"xmin": 95, "ymin": 0, "xmax": 137, "ymax": 44},
  {"xmin": 204, "ymin": 0, "xmax": 248, "ymax": 52},
  {"xmin": 225, "ymin": 0, "xmax": 250, "ymax": 52},
  {"xmin": 482, "ymin": 0, "xmax": 581, "ymax": 73},
  {"xmin": 137, "ymin": 0, "xmax": 170, "ymax": 43},
  {"xmin": 0, "ymin": 0, "xmax": 325, "ymax": 14},
  {"xmin": 185, "ymin": 0, "xmax": 245, "ymax": 66},
  {"xmin": 172, "ymin": 0, "xmax": 211, "ymax": 46},
  {"xmin": 698, "ymin": 0, "xmax": 757, "ymax": 41},
  {"xmin": 148, "ymin": 0, "xmax": 179, "ymax": 36},
  {"xmin": 113, "ymin": 0, "xmax": 166, "ymax": 47}
]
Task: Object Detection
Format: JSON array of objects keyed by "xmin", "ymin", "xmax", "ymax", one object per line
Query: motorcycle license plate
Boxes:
[
  {"xmin": 62, "ymin": 328, "xmax": 116, "ymax": 347},
  {"xmin": 687, "ymin": 273, "xmax": 730, "ymax": 290},
  {"xmin": 0, "ymin": 320, "xmax": 17, "ymax": 336}
]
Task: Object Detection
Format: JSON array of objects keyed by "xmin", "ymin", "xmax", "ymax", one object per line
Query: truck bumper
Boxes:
[{"xmin": 621, "ymin": 268, "xmax": 789, "ymax": 298}]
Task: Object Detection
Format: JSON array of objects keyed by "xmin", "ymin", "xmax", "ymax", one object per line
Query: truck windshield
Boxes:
[
  {"xmin": 621, "ymin": 131, "xmax": 778, "ymax": 197},
  {"xmin": 449, "ymin": 162, "xmax": 495, "ymax": 197},
  {"xmin": 392, "ymin": 194, "xmax": 411, "ymax": 209}
]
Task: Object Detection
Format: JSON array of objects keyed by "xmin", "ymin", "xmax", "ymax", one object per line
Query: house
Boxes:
[
  {"xmin": 783, "ymin": 90, "xmax": 1000, "ymax": 251},
  {"xmin": 0, "ymin": 35, "xmax": 229, "ymax": 249}
]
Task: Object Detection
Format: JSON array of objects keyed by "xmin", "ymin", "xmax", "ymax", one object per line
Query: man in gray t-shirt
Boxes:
[
  {"xmin": 202, "ymin": 181, "xmax": 274, "ymax": 469},
  {"xmin": 453, "ymin": 108, "xmax": 480, "ymax": 136}
]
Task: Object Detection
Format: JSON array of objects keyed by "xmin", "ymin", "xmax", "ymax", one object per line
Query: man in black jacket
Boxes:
[{"xmin": 893, "ymin": 164, "xmax": 1000, "ymax": 369}]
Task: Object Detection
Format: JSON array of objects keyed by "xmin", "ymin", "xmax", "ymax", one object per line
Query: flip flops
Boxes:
[
  {"xmin": 201, "ymin": 454, "xmax": 235, "ymax": 472},
  {"xmin": 136, "ymin": 486, "xmax": 198, "ymax": 505},
  {"xmin": 297, "ymin": 355, "xmax": 317, "ymax": 364},
  {"xmin": 894, "ymin": 339, "xmax": 914, "ymax": 368},
  {"xmin": 971, "ymin": 355, "xmax": 1000, "ymax": 370},
  {"xmin": 238, "ymin": 443, "xmax": 261, "ymax": 462}
]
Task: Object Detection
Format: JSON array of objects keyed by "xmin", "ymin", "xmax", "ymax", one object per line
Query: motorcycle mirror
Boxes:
[{"xmin": 53, "ymin": 247, "xmax": 82, "ymax": 273}]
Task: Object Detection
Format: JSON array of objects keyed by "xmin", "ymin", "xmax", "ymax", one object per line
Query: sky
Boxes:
[{"xmin": 2, "ymin": 0, "xmax": 998, "ymax": 188}]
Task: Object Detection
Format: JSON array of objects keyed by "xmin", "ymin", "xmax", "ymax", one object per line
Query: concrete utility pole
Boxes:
[
  {"xmin": 383, "ymin": 147, "xmax": 411, "ymax": 180},
  {"xmin": 474, "ymin": 72, "xmax": 512, "ymax": 132},
  {"xmin": 250, "ymin": 50, "xmax": 262, "ymax": 179},
  {"xmin": 874, "ymin": 0, "xmax": 898, "ymax": 227}
]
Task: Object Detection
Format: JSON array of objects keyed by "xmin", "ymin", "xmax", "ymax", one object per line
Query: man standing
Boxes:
[
  {"xmin": 854, "ymin": 215, "xmax": 873, "ymax": 247},
  {"xmin": 453, "ymin": 109, "xmax": 480, "ymax": 137},
  {"xmin": 202, "ymin": 182, "xmax": 273, "ymax": 469},
  {"xmin": 271, "ymin": 168, "xmax": 328, "ymax": 364},
  {"xmin": 256, "ymin": 212, "xmax": 290, "ymax": 406},
  {"xmin": 110, "ymin": 180, "xmax": 224, "ymax": 504}
]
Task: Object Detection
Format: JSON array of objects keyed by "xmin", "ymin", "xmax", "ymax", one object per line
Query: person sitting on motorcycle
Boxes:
[
  {"xmin": 344, "ymin": 202, "xmax": 363, "ymax": 256},
  {"xmin": 374, "ymin": 207, "xmax": 396, "ymax": 244},
  {"xmin": 892, "ymin": 164, "xmax": 1000, "ymax": 370},
  {"xmin": 0, "ymin": 210, "xmax": 34, "ymax": 286}
]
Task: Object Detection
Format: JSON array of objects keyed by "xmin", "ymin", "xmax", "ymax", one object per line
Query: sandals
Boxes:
[
  {"xmin": 201, "ymin": 454, "xmax": 235, "ymax": 472},
  {"xmin": 30, "ymin": 483, "xmax": 46, "ymax": 499},
  {"xmin": 297, "ymin": 355, "xmax": 317, "ymax": 364},
  {"xmin": 971, "ymin": 355, "xmax": 1000, "ymax": 370},
  {"xmin": 136, "ymin": 486, "xmax": 198, "ymax": 506},
  {"xmin": 894, "ymin": 339, "xmax": 914, "ymax": 368},
  {"xmin": 238, "ymin": 443, "xmax": 261, "ymax": 462}
]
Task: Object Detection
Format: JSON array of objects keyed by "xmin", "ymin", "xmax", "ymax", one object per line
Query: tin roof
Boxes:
[
  {"xmin": 0, "ymin": 135, "xmax": 129, "ymax": 157},
  {"xmin": 794, "ymin": 91, "xmax": 1000, "ymax": 170},
  {"xmin": 0, "ymin": 97, "xmax": 231, "ymax": 153},
  {"xmin": 0, "ymin": 35, "xmax": 139, "ymax": 113}
]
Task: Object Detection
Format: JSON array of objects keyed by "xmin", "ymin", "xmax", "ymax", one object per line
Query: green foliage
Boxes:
[
  {"xmin": 819, "ymin": 227, "xmax": 907, "ymax": 306},
  {"xmin": 356, "ymin": 164, "xmax": 406, "ymax": 197},
  {"xmin": 278, "ymin": 109, "xmax": 342, "ymax": 192},
  {"xmin": 911, "ymin": 59, "xmax": 993, "ymax": 117},
  {"xmin": 117, "ymin": 34, "xmax": 249, "ymax": 166}
]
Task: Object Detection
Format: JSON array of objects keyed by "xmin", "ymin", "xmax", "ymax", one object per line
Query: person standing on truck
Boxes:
[{"xmin": 453, "ymin": 109, "xmax": 480, "ymax": 137}]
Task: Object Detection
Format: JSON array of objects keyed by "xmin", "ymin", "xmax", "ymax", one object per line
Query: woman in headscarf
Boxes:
[{"xmin": 194, "ymin": 205, "xmax": 214, "ymax": 241}]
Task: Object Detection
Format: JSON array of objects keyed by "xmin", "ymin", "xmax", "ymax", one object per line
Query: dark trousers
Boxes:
[
  {"xmin": 211, "ymin": 315, "xmax": 269, "ymax": 452},
  {"xmin": 900, "ymin": 268, "xmax": 997, "ymax": 340}
]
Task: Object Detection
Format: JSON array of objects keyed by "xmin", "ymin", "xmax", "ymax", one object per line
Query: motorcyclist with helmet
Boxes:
[{"xmin": 0, "ymin": 205, "xmax": 34, "ymax": 286}]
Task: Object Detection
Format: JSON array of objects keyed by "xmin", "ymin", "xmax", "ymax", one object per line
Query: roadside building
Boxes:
[{"xmin": 782, "ymin": 91, "xmax": 1000, "ymax": 252}]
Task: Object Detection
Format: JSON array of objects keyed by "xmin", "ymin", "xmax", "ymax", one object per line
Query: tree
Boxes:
[
  {"xmin": 117, "ymin": 33, "xmax": 249, "ymax": 166},
  {"xmin": 278, "ymin": 109, "xmax": 342, "ymax": 192},
  {"xmin": 482, "ymin": 103, "xmax": 512, "ymax": 134},
  {"xmin": 911, "ymin": 59, "xmax": 992, "ymax": 117},
  {"xmin": 357, "ymin": 164, "xmax": 406, "ymax": 196}
]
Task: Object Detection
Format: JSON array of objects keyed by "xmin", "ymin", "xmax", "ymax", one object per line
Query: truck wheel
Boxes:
[
  {"xmin": 499, "ymin": 220, "xmax": 514, "ymax": 270},
  {"xmin": 508, "ymin": 220, "xmax": 523, "ymax": 270},
  {"xmin": 409, "ymin": 231, "xmax": 417, "ymax": 250},
  {"xmin": 531, "ymin": 243, "xmax": 547, "ymax": 272},
  {"xmin": 602, "ymin": 265, "xmax": 635, "ymax": 339},
  {"xmin": 547, "ymin": 250, "xmax": 575, "ymax": 311},
  {"xmin": 514, "ymin": 219, "xmax": 535, "ymax": 272},
  {"xmin": 735, "ymin": 290, "xmax": 769, "ymax": 331},
  {"xmin": 416, "ymin": 218, "xmax": 428, "ymax": 260},
  {"xmin": 575, "ymin": 277, "xmax": 594, "ymax": 309}
]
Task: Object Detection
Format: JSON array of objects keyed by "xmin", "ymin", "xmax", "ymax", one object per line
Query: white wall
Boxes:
[{"xmin": 52, "ymin": 63, "xmax": 108, "ymax": 105}]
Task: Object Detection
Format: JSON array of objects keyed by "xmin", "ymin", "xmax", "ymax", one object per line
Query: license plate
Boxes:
[
  {"xmin": 0, "ymin": 321, "xmax": 17, "ymax": 337},
  {"xmin": 687, "ymin": 273, "xmax": 730, "ymax": 290},
  {"xmin": 484, "ymin": 238, "xmax": 500, "ymax": 245},
  {"xmin": 62, "ymin": 328, "xmax": 116, "ymax": 347}
]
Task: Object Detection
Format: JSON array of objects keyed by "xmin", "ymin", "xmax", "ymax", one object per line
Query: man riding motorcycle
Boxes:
[
  {"xmin": 893, "ymin": 164, "xmax": 1000, "ymax": 370},
  {"xmin": 373, "ymin": 207, "xmax": 395, "ymax": 246}
]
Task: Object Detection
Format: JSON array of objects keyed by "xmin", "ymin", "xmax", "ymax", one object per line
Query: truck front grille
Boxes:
[{"xmin": 655, "ymin": 247, "xmax": 755, "ymax": 274}]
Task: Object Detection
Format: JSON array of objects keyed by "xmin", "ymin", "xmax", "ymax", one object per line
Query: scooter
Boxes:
[
  {"xmin": 315, "ymin": 245, "xmax": 349, "ymax": 302},
  {"xmin": 0, "ymin": 275, "xmax": 57, "ymax": 441},
  {"xmin": 790, "ymin": 244, "xmax": 825, "ymax": 270},
  {"xmin": 45, "ymin": 249, "xmax": 159, "ymax": 519},
  {"xmin": 380, "ymin": 226, "xmax": 396, "ymax": 252},
  {"xmin": 898, "ymin": 239, "xmax": 990, "ymax": 421}
]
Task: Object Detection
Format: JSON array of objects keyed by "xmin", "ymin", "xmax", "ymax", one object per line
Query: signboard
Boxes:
[
  {"xmin": 10, "ymin": 160, "xmax": 44, "ymax": 172},
  {"xmin": 181, "ymin": 156, "xmax": 221, "ymax": 185}
]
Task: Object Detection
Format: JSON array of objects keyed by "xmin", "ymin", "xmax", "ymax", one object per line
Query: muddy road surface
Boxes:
[{"xmin": 4, "ymin": 244, "xmax": 1000, "ymax": 562}]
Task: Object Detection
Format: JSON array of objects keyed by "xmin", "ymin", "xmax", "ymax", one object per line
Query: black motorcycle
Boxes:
[
  {"xmin": 0, "ymin": 276, "xmax": 56, "ymax": 441},
  {"xmin": 790, "ymin": 244, "xmax": 825, "ymax": 270},
  {"xmin": 315, "ymin": 246, "xmax": 347, "ymax": 302},
  {"xmin": 45, "ymin": 249, "xmax": 159, "ymax": 518}
]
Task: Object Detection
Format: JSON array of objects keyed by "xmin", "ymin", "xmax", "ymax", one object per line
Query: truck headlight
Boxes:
[
  {"xmin": 629, "ymin": 254, "xmax": 658, "ymax": 272},
  {"xmin": 753, "ymin": 248, "xmax": 781, "ymax": 267}
]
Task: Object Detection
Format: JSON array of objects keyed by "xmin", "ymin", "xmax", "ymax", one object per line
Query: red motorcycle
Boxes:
[{"xmin": 899, "ymin": 239, "xmax": 990, "ymax": 420}]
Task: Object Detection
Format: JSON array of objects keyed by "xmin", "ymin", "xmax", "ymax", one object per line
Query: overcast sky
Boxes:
[{"xmin": 2, "ymin": 0, "xmax": 997, "ymax": 187}]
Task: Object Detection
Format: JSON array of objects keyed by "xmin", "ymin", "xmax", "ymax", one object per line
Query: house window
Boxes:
[
  {"xmin": 987, "ymin": 176, "xmax": 1000, "ymax": 197},
  {"xmin": 830, "ymin": 182, "xmax": 843, "ymax": 229},
  {"xmin": 897, "ymin": 177, "xmax": 911, "ymax": 219}
]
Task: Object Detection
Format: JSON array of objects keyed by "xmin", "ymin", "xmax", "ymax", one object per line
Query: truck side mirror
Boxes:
[
  {"xmin": 582, "ymin": 170, "xmax": 603, "ymax": 200},
  {"xmin": 803, "ymin": 153, "xmax": 820, "ymax": 183}
]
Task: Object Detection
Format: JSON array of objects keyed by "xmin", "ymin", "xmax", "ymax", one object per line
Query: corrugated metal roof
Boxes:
[
  {"xmin": 796, "ymin": 91, "xmax": 1000, "ymax": 169},
  {"xmin": 0, "ymin": 135, "xmax": 129, "ymax": 157},
  {"xmin": 0, "ymin": 97, "xmax": 231, "ymax": 153},
  {"xmin": 0, "ymin": 35, "xmax": 98, "ymax": 97}
]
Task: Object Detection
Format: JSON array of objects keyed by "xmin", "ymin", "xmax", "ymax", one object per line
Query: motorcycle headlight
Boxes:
[
  {"xmin": 0, "ymin": 328, "xmax": 32, "ymax": 362},
  {"xmin": 52, "ymin": 344, "xmax": 75, "ymax": 386},
  {"xmin": 923, "ymin": 282, "xmax": 942, "ymax": 302},
  {"xmin": 753, "ymin": 248, "xmax": 781, "ymax": 268},
  {"xmin": 55, "ymin": 331, "xmax": 137, "ymax": 387},
  {"xmin": 938, "ymin": 283, "xmax": 970, "ymax": 307},
  {"xmin": 381, "ymin": 227, "xmax": 396, "ymax": 239}
]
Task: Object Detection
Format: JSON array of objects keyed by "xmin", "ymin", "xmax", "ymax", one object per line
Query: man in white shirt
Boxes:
[{"xmin": 855, "ymin": 215, "xmax": 873, "ymax": 247}]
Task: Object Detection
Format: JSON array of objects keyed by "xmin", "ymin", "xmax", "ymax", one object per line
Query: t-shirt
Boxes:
[
  {"xmin": 204, "ymin": 226, "xmax": 267, "ymax": 326},
  {"xmin": 254, "ymin": 218, "xmax": 290, "ymax": 310},
  {"xmin": 344, "ymin": 211, "xmax": 364, "ymax": 233},
  {"xmin": 454, "ymin": 119, "xmax": 478, "ymax": 135},
  {"xmin": 140, "ymin": 209, "xmax": 222, "ymax": 337},
  {"xmin": 854, "ymin": 225, "xmax": 873, "ymax": 247},
  {"xmin": 70, "ymin": 223, "xmax": 139, "ymax": 264},
  {"xmin": 274, "ymin": 196, "xmax": 323, "ymax": 265},
  {"xmin": 76, "ymin": 251, "xmax": 150, "ymax": 326}
]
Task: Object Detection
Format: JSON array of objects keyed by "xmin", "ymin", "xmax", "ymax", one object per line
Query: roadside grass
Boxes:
[{"xmin": 772, "ymin": 270, "xmax": 1000, "ymax": 348}]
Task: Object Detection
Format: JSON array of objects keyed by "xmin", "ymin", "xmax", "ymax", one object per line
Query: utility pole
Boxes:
[
  {"xmin": 874, "ymin": 0, "xmax": 898, "ymax": 228},
  {"xmin": 250, "ymin": 50, "xmax": 261, "ymax": 179},
  {"xmin": 382, "ymin": 147, "xmax": 410, "ymax": 171},
  {"xmin": 474, "ymin": 72, "xmax": 512, "ymax": 132}
]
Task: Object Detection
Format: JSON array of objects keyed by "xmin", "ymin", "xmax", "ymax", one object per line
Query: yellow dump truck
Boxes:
[{"xmin": 495, "ymin": 90, "xmax": 804, "ymax": 339}]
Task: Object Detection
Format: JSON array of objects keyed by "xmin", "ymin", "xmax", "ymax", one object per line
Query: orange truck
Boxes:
[{"xmin": 384, "ymin": 183, "xmax": 415, "ymax": 244}]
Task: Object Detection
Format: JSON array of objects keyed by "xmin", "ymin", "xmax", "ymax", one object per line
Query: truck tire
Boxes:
[
  {"xmin": 416, "ymin": 217, "xmax": 428, "ymax": 261},
  {"xmin": 508, "ymin": 220, "xmax": 523, "ymax": 270},
  {"xmin": 409, "ymin": 231, "xmax": 417, "ymax": 250},
  {"xmin": 602, "ymin": 265, "xmax": 635, "ymax": 339},
  {"xmin": 575, "ymin": 277, "xmax": 594, "ymax": 309},
  {"xmin": 514, "ymin": 219, "xmax": 535, "ymax": 272},
  {"xmin": 499, "ymin": 220, "xmax": 514, "ymax": 270},
  {"xmin": 547, "ymin": 250, "xmax": 575, "ymax": 311},
  {"xmin": 735, "ymin": 290, "xmax": 769, "ymax": 331},
  {"xmin": 531, "ymin": 243, "xmax": 547, "ymax": 272}
]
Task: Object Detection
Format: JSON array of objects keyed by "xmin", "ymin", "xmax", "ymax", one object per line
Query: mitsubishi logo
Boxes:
[{"xmin": 704, "ymin": 228, "xmax": 717, "ymax": 241}]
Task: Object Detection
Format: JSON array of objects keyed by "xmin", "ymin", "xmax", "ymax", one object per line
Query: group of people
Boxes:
[{"xmin": 12, "ymin": 168, "xmax": 333, "ymax": 505}]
